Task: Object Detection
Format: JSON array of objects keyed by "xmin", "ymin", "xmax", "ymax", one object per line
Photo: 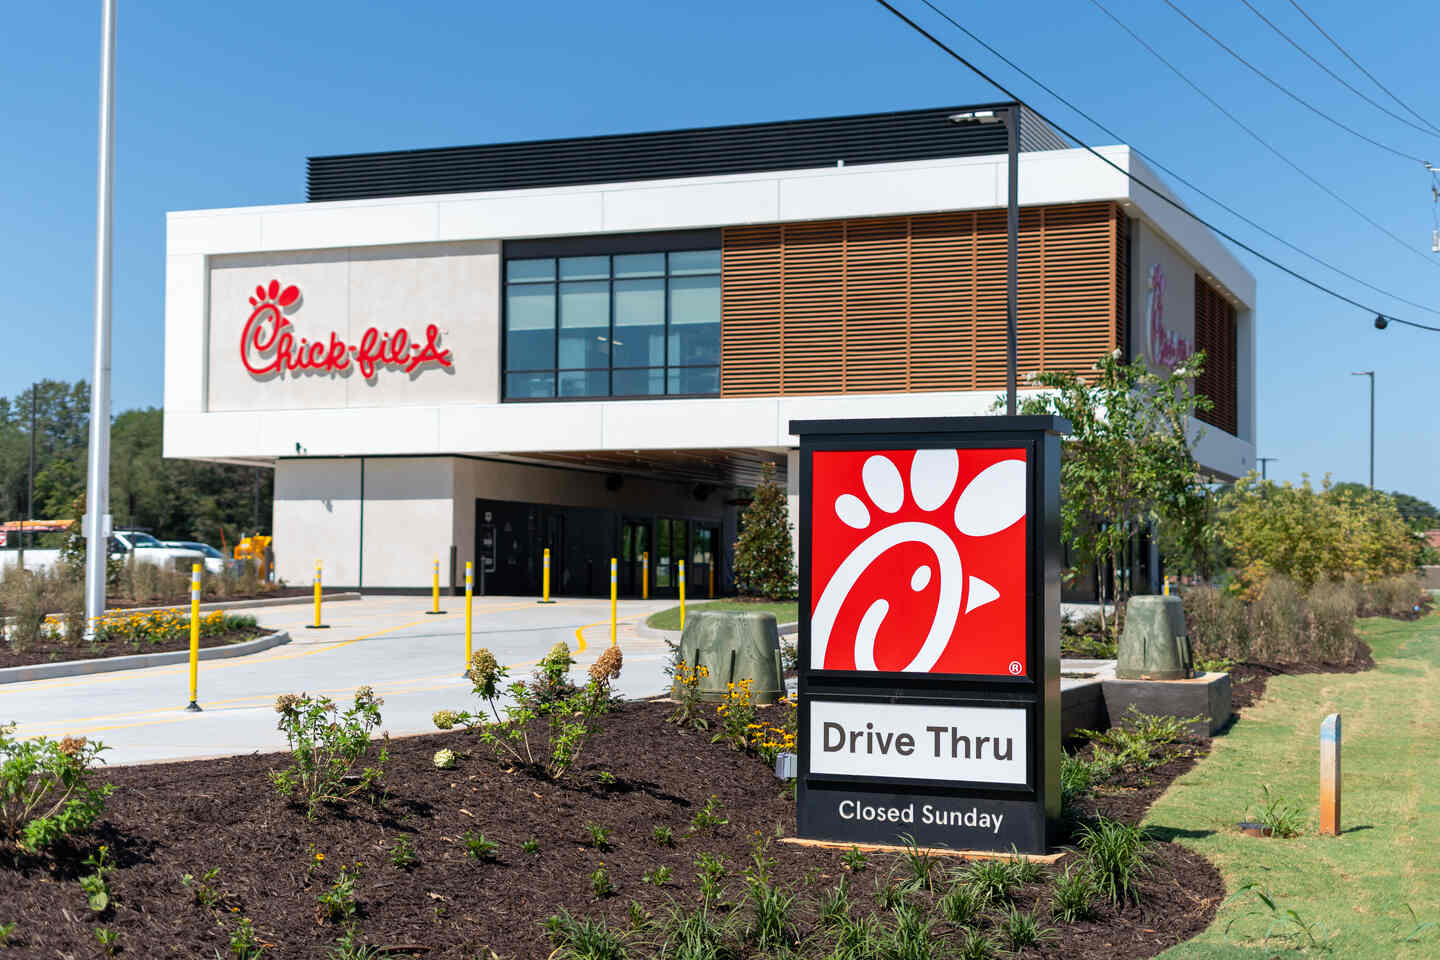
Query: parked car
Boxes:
[
  {"xmin": 111, "ymin": 530, "xmax": 206, "ymax": 573},
  {"xmin": 163, "ymin": 540, "xmax": 242, "ymax": 576}
]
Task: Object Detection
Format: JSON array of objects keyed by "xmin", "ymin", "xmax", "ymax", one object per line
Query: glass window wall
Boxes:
[{"xmin": 503, "ymin": 249, "xmax": 720, "ymax": 400}]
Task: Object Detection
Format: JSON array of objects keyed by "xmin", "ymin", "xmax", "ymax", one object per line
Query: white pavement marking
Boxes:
[{"xmin": 1, "ymin": 595, "xmax": 674, "ymax": 764}]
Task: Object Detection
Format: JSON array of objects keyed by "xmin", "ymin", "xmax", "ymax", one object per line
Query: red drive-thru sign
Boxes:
[
  {"xmin": 809, "ymin": 448, "xmax": 1028, "ymax": 677},
  {"xmin": 793, "ymin": 417, "xmax": 1068, "ymax": 855},
  {"xmin": 240, "ymin": 279, "xmax": 454, "ymax": 380}
]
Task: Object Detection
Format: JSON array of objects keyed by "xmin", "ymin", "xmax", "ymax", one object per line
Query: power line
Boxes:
[
  {"xmin": 1161, "ymin": 0, "xmax": 1428, "ymax": 165},
  {"xmin": 869, "ymin": 0, "xmax": 1440, "ymax": 334},
  {"xmin": 1087, "ymin": 0, "xmax": 1440, "ymax": 274},
  {"xmin": 1286, "ymin": 0, "xmax": 1440, "ymax": 137},
  {"xmin": 914, "ymin": 0, "xmax": 1440, "ymax": 317},
  {"xmin": 1238, "ymin": 0, "xmax": 1440, "ymax": 141}
]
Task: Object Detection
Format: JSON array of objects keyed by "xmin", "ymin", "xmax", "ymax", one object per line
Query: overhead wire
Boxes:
[
  {"xmin": 1086, "ymin": 0, "xmax": 1440, "ymax": 274},
  {"xmin": 1286, "ymin": 0, "xmax": 1440, "ymax": 137},
  {"xmin": 913, "ymin": 0, "xmax": 1440, "ymax": 317},
  {"xmin": 869, "ymin": 0, "xmax": 1440, "ymax": 333},
  {"xmin": 1160, "ymin": 0, "xmax": 1428, "ymax": 165},
  {"xmin": 1237, "ymin": 0, "xmax": 1440, "ymax": 142}
]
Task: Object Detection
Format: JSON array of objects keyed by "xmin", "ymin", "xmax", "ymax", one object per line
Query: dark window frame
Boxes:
[{"xmin": 502, "ymin": 232, "xmax": 722, "ymax": 403}]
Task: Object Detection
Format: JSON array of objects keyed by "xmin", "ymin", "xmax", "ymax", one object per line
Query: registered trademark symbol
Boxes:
[{"xmin": 1008, "ymin": 661, "xmax": 1022, "ymax": 676}]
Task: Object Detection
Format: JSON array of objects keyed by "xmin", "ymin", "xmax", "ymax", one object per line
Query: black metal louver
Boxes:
[{"xmin": 306, "ymin": 103, "xmax": 1068, "ymax": 203}]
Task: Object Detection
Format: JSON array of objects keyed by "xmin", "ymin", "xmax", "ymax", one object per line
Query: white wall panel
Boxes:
[
  {"xmin": 438, "ymin": 191, "xmax": 604, "ymax": 241},
  {"xmin": 359, "ymin": 458, "xmax": 455, "ymax": 588},
  {"xmin": 602, "ymin": 179, "xmax": 778, "ymax": 232},
  {"xmin": 273, "ymin": 459, "xmax": 361, "ymax": 587},
  {"xmin": 163, "ymin": 254, "xmax": 207, "ymax": 414},
  {"xmin": 259, "ymin": 202, "xmax": 438, "ymax": 250},
  {"xmin": 167, "ymin": 212, "xmax": 263, "ymax": 256}
]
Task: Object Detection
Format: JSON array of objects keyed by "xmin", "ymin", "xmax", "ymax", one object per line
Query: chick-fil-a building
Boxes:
[{"xmin": 162, "ymin": 104, "xmax": 1257, "ymax": 594}]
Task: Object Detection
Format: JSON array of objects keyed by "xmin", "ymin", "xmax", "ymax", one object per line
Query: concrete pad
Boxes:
[{"xmin": 1101, "ymin": 671, "xmax": 1233, "ymax": 737}]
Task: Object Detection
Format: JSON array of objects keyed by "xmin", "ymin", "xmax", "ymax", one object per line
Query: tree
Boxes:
[
  {"xmin": 1219, "ymin": 475, "xmax": 1418, "ymax": 591},
  {"xmin": 1015, "ymin": 350, "xmax": 1215, "ymax": 630},
  {"xmin": 732, "ymin": 462, "xmax": 796, "ymax": 600}
]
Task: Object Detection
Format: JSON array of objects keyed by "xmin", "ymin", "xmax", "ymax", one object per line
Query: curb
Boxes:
[
  {"xmin": 634, "ymin": 619, "xmax": 797, "ymax": 644},
  {"xmin": 0, "ymin": 630, "xmax": 292, "ymax": 685},
  {"xmin": 114, "ymin": 593, "xmax": 361, "ymax": 616}
]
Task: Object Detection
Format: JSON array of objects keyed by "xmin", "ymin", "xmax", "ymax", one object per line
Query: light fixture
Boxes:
[
  {"xmin": 1374, "ymin": 314, "xmax": 1389, "ymax": 330},
  {"xmin": 948, "ymin": 110, "xmax": 1001, "ymax": 125}
]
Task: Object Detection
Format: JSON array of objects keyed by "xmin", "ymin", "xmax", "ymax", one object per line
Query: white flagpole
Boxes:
[{"xmin": 84, "ymin": 0, "xmax": 117, "ymax": 632}]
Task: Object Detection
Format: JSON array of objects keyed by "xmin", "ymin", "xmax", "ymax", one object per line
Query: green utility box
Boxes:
[
  {"xmin": 1116, "ymin": 595, "xmax": 1193, "ymax": 681},
  {"xmin": 672, "ymin": 610, "xmax": 785, "ymax": 704}
]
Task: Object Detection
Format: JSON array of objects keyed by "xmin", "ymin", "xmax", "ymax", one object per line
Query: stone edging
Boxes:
[
  {"xmin": 0, "ymin": 630, "xmax": 292, "ymax": 686},
  {"xmin": 634, "ymin": 619, "xmax": 798, "ymax": 645}
]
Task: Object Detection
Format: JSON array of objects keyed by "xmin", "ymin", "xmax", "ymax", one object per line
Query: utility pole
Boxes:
[
  {"xmin": 1256, "ymin": 457, "xmax": 1278, "ymax": 480},
  {"xmin": 1351, "ymin": 371, "xmax": 1375, "ymax": 489},
  {"xmin": 84, "ymin": 0, "xmax": 117, "ymax": 631}
]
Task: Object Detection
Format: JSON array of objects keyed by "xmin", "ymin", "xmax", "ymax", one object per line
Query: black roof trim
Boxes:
[{"xmin": 306, "ymin": 103, "xmax": 1068, "ymax": 203}]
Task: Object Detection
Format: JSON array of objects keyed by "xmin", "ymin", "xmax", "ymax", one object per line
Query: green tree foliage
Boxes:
[
  {"xmin": 733, "ymin": 462, "xmax": 796, "ymax": 600},
  {"xmin": 1330, "ymin": 483, "xmax": 1439, "ymax": 530},
  {"xmin": 1218, "ymin": 475, "xmax": 1420, "ymax": 593},
  {"xmin": 1015, "ymin": 350, "xmax": 1214, "ymax": 626},
  {"xmin": 0, "ymin": 381, "xmax": 271, "ymax": 547}
]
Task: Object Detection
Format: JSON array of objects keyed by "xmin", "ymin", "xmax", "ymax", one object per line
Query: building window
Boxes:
[{"xmin": 504, "ymin": 249, "xmax": 720, "ymax": 400}]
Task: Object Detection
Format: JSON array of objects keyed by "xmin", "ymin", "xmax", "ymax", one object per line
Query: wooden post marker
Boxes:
[{"xmin": 1320, "ymin": 713, "xmax": 1341, "ymax": 836}]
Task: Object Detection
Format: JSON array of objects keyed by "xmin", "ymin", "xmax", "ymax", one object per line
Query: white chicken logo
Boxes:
[{"xmin": 811, "ymin": 450, "xmax": 1027, "ymax": 673}]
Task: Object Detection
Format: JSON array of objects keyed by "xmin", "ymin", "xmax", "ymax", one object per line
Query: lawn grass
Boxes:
[
  {"xmin": 1153, "ymin": 611, "xmax": 1440, "ymax": 958},
  {"xmin": 645, "ymin": 599, "xmax": 799, "ymax": 631}
]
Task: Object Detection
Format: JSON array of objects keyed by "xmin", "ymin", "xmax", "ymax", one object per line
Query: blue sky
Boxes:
[{"xmin": 2, "ymin": 0, "xmax": 1436, "ymax": 504}]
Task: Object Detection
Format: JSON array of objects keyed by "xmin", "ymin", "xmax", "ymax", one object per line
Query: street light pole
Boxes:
[
  {"xmin": 84, "ymin": 0, "xmax": 118, "ymax": 630},
  {"xmin": 1256, "ymin": 457, "xmax": 1278, "ymax": 480},
  {"xmin": 1004, "ymin": 105, "xmax": 1019, "ymax": 416},
  {"xmin": 950, "ymin": 106, "xmax": 1020, "ymax": 415},
  {"xmin": 1351, "ymin": 370, "xmax": 1374, "ymax": 489}
]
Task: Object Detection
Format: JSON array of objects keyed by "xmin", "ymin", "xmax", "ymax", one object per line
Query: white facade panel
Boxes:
[
  {"xmin": 779, "ymin": 158, "xmax": 1001, "ymax": 222},
  {"xmin": 259, "ymin": 201, "xmax": 439, "ymax": 251},
  {"xmin": 438, "ymin": 191, "xmax": 605, "ymax": 241},
  {"xmin": 603, "ymin": 179, "xmax": 779, "ymax": 232},
  {"xmin": 273, "ymin": 458, "xmax": 361, "ymax": 587},
  {"xmin": 359, "ymin": 458, "xmax": 456, "ymax": 589},
  {"xmin": 163, "ymin": 254, "xmax": 207, "ymax": 415},
  {"xmin": 167, "ymin": 211, "xmax": 263, "ymax": 256}
]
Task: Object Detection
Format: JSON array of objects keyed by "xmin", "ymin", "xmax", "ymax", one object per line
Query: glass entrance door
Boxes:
[
  {"xmin": 619, "ymin": 518, "xmax": 650, "ymax": 597},
  {"xmin": 654, "ymin": 517, "xmax": 689, "ymax": 598},
  {"xmin": 693, "ymin": 526, "xmax": 718, "ymax": 599}
]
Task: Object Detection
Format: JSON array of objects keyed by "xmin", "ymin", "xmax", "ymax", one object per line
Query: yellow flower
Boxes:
[{"xmin": 315, "ymin": 853, "xmax": 325, "ymax": 861}]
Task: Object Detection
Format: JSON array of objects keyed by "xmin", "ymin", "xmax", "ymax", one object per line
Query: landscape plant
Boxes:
[
  {"xmin": 314, "ymin": 864, "xmax": 361, "ymax": 923},
  {"xmin": 1049, "ymin": 863, "xmax": 1099, "ymax": 922},
  {"xmin": 78, "ymin": 844, "xmax": 113, "ymax": 912},
  {"xmin": 668, "ymin": 658, "xmax": 711, "ymax": 730},
  {"xmin": 1219, "ymin": 473, "xmax": 1420, "ymax": 592},
  {"xmin": 1076, "ymin": 816, "xmax": 1149, "ymax": 905},
  {"xmin": 1248, "ymin": 784, "xmax": 1306, "ymax": 838},
  {"xmin": 1014, "ymin": 349, "xmax": 1215, "ymax": 630},
  {"xmin": 433, "ymin": 645, "xmax": 623, "ymax": 781},
  {"xmin": 269, "ymin": 687, "xmax": 388, "ymax": 817},
  {"xmin": 0, "ymin": 722, "xmax": 112, "ymax": 852},
  {"xmin": 732, "ymin": 461, "xmax": 796, "ymax": 600},
  {"xmin": 712, "ymin": 678, "xmax": 757, "ymax": 749}
]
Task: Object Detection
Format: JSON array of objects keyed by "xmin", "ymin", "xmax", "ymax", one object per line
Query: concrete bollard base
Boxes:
[{"xmin": 1100, "ymin": 671, "xmax": 1232, "ymax": 737}]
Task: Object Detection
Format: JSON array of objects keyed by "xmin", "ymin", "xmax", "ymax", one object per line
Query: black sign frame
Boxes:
[{"xmin": 791, "ymin": 415, "xmax": 1068, "ymax": 854}]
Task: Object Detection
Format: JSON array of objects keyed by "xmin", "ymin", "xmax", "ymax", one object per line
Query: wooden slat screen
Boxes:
[
  {"xmin": 1194, "ymin": 276, "xmax": 1238, "ymax": 435},
  {"xmin": 721, "ymin": 202, "xmax": 1123, "ymax": 396}
]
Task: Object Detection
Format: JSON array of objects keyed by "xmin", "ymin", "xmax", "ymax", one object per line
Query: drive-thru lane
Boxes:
[{"xmin": 1, "ymin": 594, "xmax": 674, "ymax": 765}]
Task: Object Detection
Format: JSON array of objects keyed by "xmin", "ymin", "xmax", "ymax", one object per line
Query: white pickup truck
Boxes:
[{"xmin": 0, "ymin": 530, "xmax": 205, "ymax": 575}]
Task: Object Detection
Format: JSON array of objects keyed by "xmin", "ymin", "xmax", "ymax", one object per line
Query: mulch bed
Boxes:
[
  {"xmin": 0, "ymin": 700, "xmax": 1222, "ymax": 960},
  {"xmin": 0, "ymin": 626, "xmax": 268, "ymax": 671},
  {"xmin": 1228, "ymin": 639, "xmax": 1374, "ymax": 711}
]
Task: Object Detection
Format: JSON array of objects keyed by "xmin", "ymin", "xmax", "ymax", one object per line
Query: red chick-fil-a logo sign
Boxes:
[
  {"xmin": 1146, "ymin": 264, "xmax": 1191, "ymax": 369},
  {"xmin": 240, "ymin": 279, "xmax": 453, "ymax": 380},
  {"xmin": 810, "ymin": 448, "xmax": 1028, "ymax": 677}
]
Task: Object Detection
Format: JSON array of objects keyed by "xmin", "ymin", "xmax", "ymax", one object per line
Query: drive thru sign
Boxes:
[{"xmin": 791, "ymin": 416, "xmax": 1069, "ymax": 854}]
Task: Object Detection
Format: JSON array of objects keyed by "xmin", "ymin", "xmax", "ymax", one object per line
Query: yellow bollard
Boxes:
[
  {"xmin": 538, "ymin": 547, "xmax": 556, "ymax": 603},
  {"xmin": 464, "ymin": 560, "xmax": 473, "ymax": 674},
  {"xmin": 641, "ymin": 551, "xmax": 649, "ymax": 600},
  {"xmin": 308, "ymin": 561, "xmax": 329, "ymax": 629},
  {"xmin": 708, "ymin": 562, "xmax": 715, "ymax": 599},
  {"xmin": 679, "ymin": 559, "xmax": 687, "ymax": 632},
  {"xmin": 426, "ymin": 555, "xmax": 445, "ymax": 615},
  {"xmin": 185, "ymin": 563, "xmax": 202, "ymax": 712},
  {"xmin": 610, "ymin": 557, "xmax": 618, "ymax": 646},
  {"xmin": 1162, "ymin": 577, "xmax": 1171, "ymax": 597}
]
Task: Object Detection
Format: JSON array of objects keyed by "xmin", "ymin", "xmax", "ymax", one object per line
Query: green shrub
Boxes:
[
  {"xmin": 1050, "ymin": 863, "xmax": 1099, "ymax": 922},
  {"xmin": 0, "ymin": 722, "xmax": 113, "ymax": 852},
  {"xmin": 269, "ymin": 687, "xmax": 387, "ymax": 817},
  {"xmin": 1359, "ymin": 575, "xmax": 1427, "ymax": 618},
  {"xmin": 545, "ymin": 908, "xmax": 629, "ymax": 960},
  {"xmin": 732, "ymin": 462, "xmax": 796, "ymax": 600},
  {"xmin": 1077, "ymin": 817, "xmax": 1149, "ymax": 905},
  {"xmin": 1184, "ymin": 585, "xmax": 1251, "ymax": 663},
  {"xmin": 938, "ymin": 881, "xmax": 988, "ymax": 924},
  {"xmin": 435, "ymin": 646, "xmax": 623, "ymax": 781},
  {"xmin": 1249, "ymin": 784, "xmax": 1306, "ymax": 838}
]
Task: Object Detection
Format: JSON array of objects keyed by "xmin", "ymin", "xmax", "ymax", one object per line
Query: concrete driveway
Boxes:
[{"xmin": 1, "ymin": 594, "xmax": 675, "ymax": 766}]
